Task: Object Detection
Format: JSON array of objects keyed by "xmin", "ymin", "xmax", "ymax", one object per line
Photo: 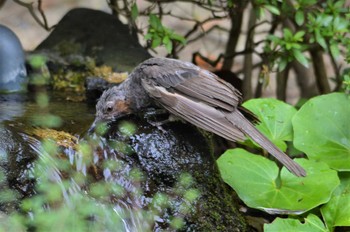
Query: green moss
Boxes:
[
  {"xmin": 183, "ymin": 134, "xmax": 249, "ymax": 231},
  {"xmin": 54, "ymin": 40, "xmax": 82, "ymax": 56},
  {"xmin": 197, "ymin": 128, "xmax": 216, "ymax": 156}
]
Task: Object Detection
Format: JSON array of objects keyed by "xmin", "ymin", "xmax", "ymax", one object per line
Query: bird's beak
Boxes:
[
  {"xmin": 88, "ymin": 118, "xmax": 111, "ymax": 135},
  {"xmin": 88, "ymin": 118, "xmax": 99, "ymax": 134}
]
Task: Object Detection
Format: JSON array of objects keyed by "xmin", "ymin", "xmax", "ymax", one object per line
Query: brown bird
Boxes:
[{"xmin": 90, "ymin": 58, "xmax": 306, "ymax": 177}]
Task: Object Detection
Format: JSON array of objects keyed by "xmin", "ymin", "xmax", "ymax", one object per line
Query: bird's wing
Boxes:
[
  {"xmin": 139, "ymin": 58, "xmax": 242, "ymax": 111},
  {"xmin": 141, "ymin": 82, "xmax": 246, "ymax": 142}
]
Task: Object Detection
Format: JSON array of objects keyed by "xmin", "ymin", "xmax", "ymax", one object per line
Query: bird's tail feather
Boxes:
[{"xmin": 227, "ymin": 111, "xmax": 306, "ymax": 177}]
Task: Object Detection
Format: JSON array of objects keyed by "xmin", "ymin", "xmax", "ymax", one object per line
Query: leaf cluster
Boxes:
[
  {"xmin": 144, "ymin": 14, "xmax": 186, "ymax": 53},
  {"xmin": 217, "ymin": 93, "xmax": 350, "ymax": 231},
  {"xmin": 265, "ymin": 0, "xmax": 350, "ymax": 72}
]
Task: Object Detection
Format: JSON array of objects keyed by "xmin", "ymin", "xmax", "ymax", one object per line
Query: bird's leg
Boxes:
[
  {"xmin": 142, "ymin": 108, "xmax": 179, "ymax": 131},
  {"xmin": 142, "ymin": 108, "xmax": 169, "ymax": 131},
  {"xmin": 147, "ymin": 120, "xmax": 168, "ymax": 132}
]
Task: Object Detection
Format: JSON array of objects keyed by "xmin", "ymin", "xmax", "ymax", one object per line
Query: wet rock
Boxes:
[
  {"xmin": 0, "ymin": 122, "xmax": 37, "ymax": 213},
  {"xmin": 31, "ymin": 8, "xmax": 151, "ymax": 102},
  {"xmin": 93, "ymin": 116, "xmax": 250, "ymax": 231},
  {"xmin": 36, "ymin": 8, "xmax": 151, "ymax": 72},
  {"xmin": 0, "ymin": 25, "xmax": 27, "ymax": 93}
]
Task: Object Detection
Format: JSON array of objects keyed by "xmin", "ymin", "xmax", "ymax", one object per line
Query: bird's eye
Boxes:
[
  {"xmin": 106, "ymin": 106, "xmax": 113, "ymax": 112},
  {"xmin": 105, "ymin": 101, "xmax": 114, "ymax": 113}
]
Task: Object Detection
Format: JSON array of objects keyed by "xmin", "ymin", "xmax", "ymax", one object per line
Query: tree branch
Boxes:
[
  {"xmin": 222, "ymin": 1, "xmax": 246, "ymax": 70},
  {"xmin": 242, "ymin": 7, "xmax": 256, "ymax": 100},
  {"xmin": 310, "ymin": 49, "xmax": 331, "ymax": 94}
]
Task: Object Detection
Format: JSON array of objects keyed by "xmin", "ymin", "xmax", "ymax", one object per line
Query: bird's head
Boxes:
[{"xmin": 88, "ymin": 86, "xmax": 131, "ymax": 133}]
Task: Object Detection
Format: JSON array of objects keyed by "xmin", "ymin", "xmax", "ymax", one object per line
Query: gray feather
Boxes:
[{"xmin": 226, "ymin": 111, "xmax": 307, "ymax": 177}]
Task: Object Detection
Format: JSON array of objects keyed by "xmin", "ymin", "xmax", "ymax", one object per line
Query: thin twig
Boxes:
[{"xmin": 13, "ymin": 0, "xmax": 51, "ymax": 30}]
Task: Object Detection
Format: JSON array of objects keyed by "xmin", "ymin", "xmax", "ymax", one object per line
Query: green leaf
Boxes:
[
  {"xmin": 118, "ymin": 120, "xmax": 137, "ymax": 136},
  {"xmin": 170, "ymin": 217, "xmax": 185, "ymax": 230},
  {"xmin": 151, "ymin": 35, "xmax": 162, "ymax": 48},
  {"xmin": 165, "ymin": 40, "xmax": 173, "ymax": 53},
  {"xmin": 217, "ymin": 149, "xmax": 339, "ymax": 213},
  {"xmin": 295, "ymin": 10, "xmax": 305, "ymax": 26},
  {"xmin": 283, "ymin": 28, "xmax": 293, "ymax": 40},
  {"xmin": 243, "ymin": 98, "xmax": 297, "ymax": 151},
  {"xmin": 0, "ymin": 213, "xmax": 26, "ymax": 231},
  {"xmin": 334, "ymin": 17, "xmax": 348, "ymax": 32},
  {"xmin": 144, "ymin": 33, "xmax": 152, "ymax": 41},
  {"xmin": 183, "ymin": 188, "xmax": 200, "ymax": 202},
  {"xmin": 95, "ymin": 121, "xmax": 109, "ymax": 135},
  {"xmin": 321, "ymin": 173, "xmax": 350, "ymax": 229},
  {"xmin": 264, "ymin": 5, "xmax": 280, "ymax": 15},
  {"xmin": 285, "ymin": 42, "xmax": 292, "ymax": 50},
  {"xmin": 292, "ymin": 49, "xmax": 308, "ymax": 67},
  {"xmin": 261, "ymin": 6, "xmax": 267, "ymax": 18},
  {"xmin": 291, "ymin": 43, "xmax": 302, "ymax": 50},
  {"xmin": 264, "ymin": 214, "xmax": 328, "ymax": 232},
  {"xmin": 149, "ymin": 14, "xmax": 161, "ymax": 30},
  {"xmin": 332, "ymin": 16, "xmax": 348, "ymax": 32},
  {"xmin": 330, "ymin": 42, "xmax": 340, "ymax": 58},
  {"xmin": 109, "ymin": 140, "xmax": 133, "ymax": 154},
  {"xmin": 170, "ymin": 33, "xmax": 186, "ymax": 44},
  {"xmin": 315, "ymin": 30, "xmax": 327, "ymax": 49},
  {"xmin": 27, "ymin": 54, "xmax": 47, "ymax": 68},
  {"xmin": 163, "ymin": 35, "xmax": 172, "ymax": 52},
  {"xmin": 305, "ymin": 0, "xmax": 318, "ymax": 6},
  {"xmin": 293, "ymin": 93, "xmax": 350, "ymax": 170},
  {"xmin": 131, "ymin": 3, "xmax": 138, "ymax": 20},
  {"xmin": 333, "ymin": 0, "xmax": 345, "ymax": 9},
  {"xmin": 163, "ymin": 35, "xmax": 170, "ymax": 45},
  {"xmin": 278, "ymin": 58, "xmax": 288, "ymax": 72},
  {"xmin": 294, "ymin": 31, "xmax": 305, "ymax": 41},
  {"xmin": 322, "ymin": 15, "xmax": 333, "ymax": 27}
]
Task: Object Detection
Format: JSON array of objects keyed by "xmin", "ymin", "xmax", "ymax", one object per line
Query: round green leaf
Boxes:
[
  {"xmin": 264, "ymin": 214, "xmax": 327, "ymax": 232},
  {"xmin": 243, "ymin": 98, "xmax": 297, "ymax": 151},
  {"xmin": 217, "ymin": 148, "xmax": 339, "ymax": 214},
  {"xmin": 321, "ymin": 173, "xmax": 350, "ymax": 229},
  {"xmin": 293, "ymin": 93, "xmax": 350, "ymax": 170}
]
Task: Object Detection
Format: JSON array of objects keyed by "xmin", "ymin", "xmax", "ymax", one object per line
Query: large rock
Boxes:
[
  {"xmin": 92, "ymin": 115, "xmax": 251, "ymax": 231},
  {"xmin": 0, "ymin": 25, "xmax": 27, "ymax": 93},
  {"xmin": 36, "ymin": 8, "xmax": 151, "ymax": 72}
]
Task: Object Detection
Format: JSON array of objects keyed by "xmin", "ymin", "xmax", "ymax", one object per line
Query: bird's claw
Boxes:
[{"xmin": 146, "ymin": 118, "xmax": 169, "ymax": 132}]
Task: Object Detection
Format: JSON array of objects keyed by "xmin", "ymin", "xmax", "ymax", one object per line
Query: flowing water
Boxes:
[{"xmin": 0, "ymin": 91, "xmax": 145, "ymax": 231}]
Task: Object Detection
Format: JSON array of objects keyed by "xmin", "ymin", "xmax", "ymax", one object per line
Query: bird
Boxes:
[
  {"xmin": 90, "ymin": 57, "xmax": 306, "ymax": 177},
  {"xmin": 0, "ymin": 25, "xmax": 27, "ymax": 93}
]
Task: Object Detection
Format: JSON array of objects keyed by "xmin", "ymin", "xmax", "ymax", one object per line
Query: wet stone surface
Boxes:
[
  {"xmin": 90, "ymin": 116, "xmax": 250, "ymax": 231},
  {"xmin": 0, "ymin": 122, "xmax": 37, "ymax": 212}
]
